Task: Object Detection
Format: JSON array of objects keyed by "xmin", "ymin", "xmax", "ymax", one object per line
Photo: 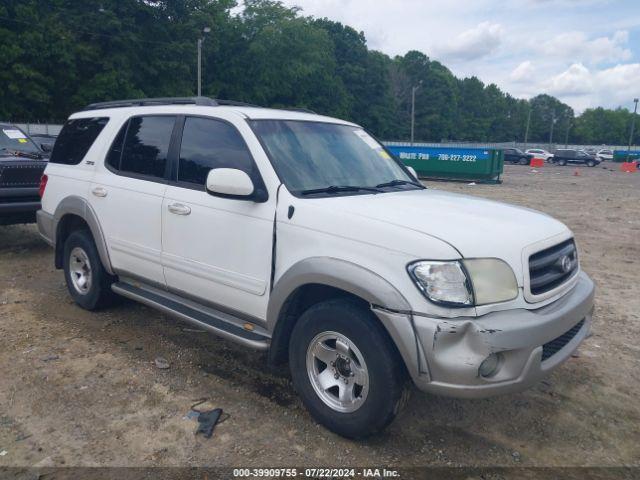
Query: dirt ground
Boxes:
[{"xmin": 0, "ymin": 163, "xmax": 639, "ymax": 470}]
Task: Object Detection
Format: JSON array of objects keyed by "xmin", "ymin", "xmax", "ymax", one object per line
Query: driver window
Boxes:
[{"xmin": 178, "ymin": 117, "xmax": 257, "ymax": 187}]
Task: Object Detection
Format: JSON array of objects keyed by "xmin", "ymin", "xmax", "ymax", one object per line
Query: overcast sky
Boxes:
[{"xmin": 279, "ymin": 0, "xmax": 640, "ymax": 113}]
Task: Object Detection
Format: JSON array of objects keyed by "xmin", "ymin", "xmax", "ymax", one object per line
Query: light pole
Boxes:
[
  {"xmin": 523, "ymin": 106, "xmax": 532, "ymax": 150},
  {"xmin": 627, "ymin": 98, "xmax": 639, "ymax": 161},
  {"xmin": 565, "ymin": 122, "xmax": 572, "ymax": 148},
  {"xmin": 410, "ymin": 81, "xmax": 422, "ymax": 145},
  {"xmin": 197, "ymin": 26, "xmax": 211, "ymax": 97}
]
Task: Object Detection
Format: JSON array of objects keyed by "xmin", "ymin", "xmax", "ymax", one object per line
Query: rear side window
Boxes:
[
  {"xmin": 119, "ymin": 116, "xmax": 175, "ymax": 179},
  {"xmin": 177, "ymin": 117, "xmax": 256, "ymax": 186},
  {"xmin": 49, "ymin": 117, "xmax": 109, "ymax": 165}
]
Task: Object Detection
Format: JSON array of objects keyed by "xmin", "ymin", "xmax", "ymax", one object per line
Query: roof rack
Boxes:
[
  {"xmin": 82, "ymin": 96, "xmax": 219, "ymax": 111},
  {"xmin": 215, "ymin": 99, "xmax": 261, "ymax": 108},
  {"xmin": 82, "ymin": 96, "xmax": 317, "ymax": 115},
  {"xmin": 284, "ymin": 107, "xmax": 317, "ymax": 114}
]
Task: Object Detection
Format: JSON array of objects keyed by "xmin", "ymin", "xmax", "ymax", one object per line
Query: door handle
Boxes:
[
  {"xmin": 91, "ymin": 187, "xmax": 108, "ymax": 197},
  {"xmin": 168, "ymin": 203, "xmax": 191, "ymax": 216}
]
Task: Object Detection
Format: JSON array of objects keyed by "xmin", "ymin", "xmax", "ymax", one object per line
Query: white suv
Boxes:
[
  {"xmin": 37, "ymin": 97, "xmax": 595, "ymax": 438},
  {"xmin": 525, "ymin": 148, "xmax": 554, "ymax": 162}
]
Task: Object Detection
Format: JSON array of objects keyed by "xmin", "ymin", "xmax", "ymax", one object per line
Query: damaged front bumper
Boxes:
[{"xmin": 405, "ymin": 271, "xmax": 595, "ymax": 398}]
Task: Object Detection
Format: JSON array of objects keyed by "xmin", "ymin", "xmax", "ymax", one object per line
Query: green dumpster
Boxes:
[
  {"xmin": 385, "ymin": 145, "xmax": 504, "ymax": 183},
  {"xmin": 613, "ymin": 150, "xmax": 640, "ymax": 162}
]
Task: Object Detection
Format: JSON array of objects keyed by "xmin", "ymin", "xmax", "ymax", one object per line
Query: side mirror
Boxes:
[
  {"xmin": 407, "ymin": 166, "xmax": 418, "ymax": 179},
  {"xmin": 206, "ymin": 168, "xmax": 257, "ymax": 200}
]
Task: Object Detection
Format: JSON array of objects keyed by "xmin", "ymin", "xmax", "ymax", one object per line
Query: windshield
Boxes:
[
  {"xmin": 250, "ymin": 120, "xmax": 419, "ymax": 195},
  {"xmin": 0, "ymin": 127, "xmax": 41, "ymax": 155}
]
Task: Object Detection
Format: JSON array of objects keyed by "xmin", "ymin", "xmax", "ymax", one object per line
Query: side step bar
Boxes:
[{"xmin": 111, "ymin": 282, "xmax": 270, "ymax": 350}]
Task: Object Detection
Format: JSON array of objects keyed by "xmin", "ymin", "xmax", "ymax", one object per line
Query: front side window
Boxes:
[
  {"xmin": 49, "ymin": 117, "xmax": 109, "ymax": 164},
  {"xmin": 249, "ymin": 120, "xmax": 417, "ymax": 195},
  {"xmin": 178, "ymin": 117, "xmax": 256, "ymax": 186},
  {"xmin": 119, "ymin": 116, "xmax": 175, "ymax": 178}
]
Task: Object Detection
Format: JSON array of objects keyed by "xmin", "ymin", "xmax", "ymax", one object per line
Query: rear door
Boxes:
[{"xmin": 89, "ymin": 115, "xmax": 178, "ymax": 285}]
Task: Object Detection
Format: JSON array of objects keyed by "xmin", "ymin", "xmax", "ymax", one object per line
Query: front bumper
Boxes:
[{"xmin": 406, "ymin": 271, "xmax": 595, "ymax": 398}]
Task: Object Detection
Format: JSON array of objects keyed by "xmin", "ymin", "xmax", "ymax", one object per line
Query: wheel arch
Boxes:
[
  {"xmin": 267, "ymin": 257, "xmax": 413, "ymax": 366},
  {"xmin": 53, "ymin": 196, "xmax": 114, "ymax": 275}
]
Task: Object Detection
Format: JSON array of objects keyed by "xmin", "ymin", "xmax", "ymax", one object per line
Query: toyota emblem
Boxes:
[{"xmin": 559, "ymin": 255, "xmax": 573, "ymax": 273}]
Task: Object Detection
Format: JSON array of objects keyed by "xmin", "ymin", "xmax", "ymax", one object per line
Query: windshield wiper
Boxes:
[
  {"xmin": 0, "ymin": 147, "xmax": 43, "ymax": 160},
  {"xmin": 375, "ymin": 179, "xmax": 423, "ymax": 189},
  {"xmin": 300, "ymin": 185, "xmax": 382, "ymax": 196}
]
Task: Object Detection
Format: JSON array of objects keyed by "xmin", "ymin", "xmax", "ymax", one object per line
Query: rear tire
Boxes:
[
  {"xmin": 63, "ymin": 229, "xmax": 117, "ymax": 310},
  {"xmin": 557, "ymin": 159, "xmax": 567, "ymax": 166},
  {"xmin": 289, "ymin": 298, "xmax": 408, "ymax": 439}
]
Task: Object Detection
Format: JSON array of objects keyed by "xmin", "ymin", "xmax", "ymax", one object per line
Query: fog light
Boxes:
[{"xmin": 479, "ymin": 353, "xmax": 502, "ymax": 378}]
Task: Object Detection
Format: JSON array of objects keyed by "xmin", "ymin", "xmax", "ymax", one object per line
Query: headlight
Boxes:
[
  {"xmin": 408, "ymin": 261, "xmax": 473, "ymax": 306},
  {"xmin": 408, "ymin": 259, "xmax": 518, "ymax": 307},
  {"xmin": 463, "ymin": 258, "xmax": 518, "ymax": 305}
]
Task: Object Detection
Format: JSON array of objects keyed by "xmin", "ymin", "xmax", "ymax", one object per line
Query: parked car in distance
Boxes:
[
  {"xmin": 502, "ymin": 147, "xmax": 534, "ymax": 165},
  {"xmin": 30, "ymin": 133, "xmax": 57, "ymax": 153},
  {"xmin": 552, "ymin": 149, "xmax": 600, "ymax": 167},
  {"xmin": 0, "ymin": 123, "xmax": 49, "ymax": 225},
  {"xmin": 38, "ymin": 97, "xmax": 595, "ymax": 438},
  {"xmin": 596, "ymin": 149, "xmax": 613, "ymax": 161},
  {"xmin": 525, "ymin": 148, "xmax": 554, "ymax": 162}
]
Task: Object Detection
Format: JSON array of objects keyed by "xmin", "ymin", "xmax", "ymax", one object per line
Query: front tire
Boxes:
[
  {"xmin": 557, "ymin": 159, "xmax": 567, "ymax": 166},
  {"xmin": 519, "ymin": 156, "xmax": 529, "ymax": 165},
  {"xmin": 289, "ymin": 298, "xmax": 407, "ymax": 438},
  {"xmin": 63, "ymin": 229, "xmax": 117, "ymax": 310},
  {"xmin": 586, "ymin": 160, "xmax": 596, "ymax": 167}
]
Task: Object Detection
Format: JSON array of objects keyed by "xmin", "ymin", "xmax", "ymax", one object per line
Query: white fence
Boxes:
[
  {"xmin": 384, "ymin": 141, "xmax": 636, "ymax": 151},
  {"xmin": 5, "ymin": 123, "xmax": 637, "ymax": 152}
]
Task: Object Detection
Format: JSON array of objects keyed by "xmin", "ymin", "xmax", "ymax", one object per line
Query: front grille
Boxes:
[
  {"xmin": 528, "ymin": 239, "xmax": 578, "ymax": 295},
  {"xmin": 0, "ymin": 163, "xmax": 46, "ymax": 187},
  {"xmin": 542, "ymin": 319, "xmax": 585, "ymax": 361}
]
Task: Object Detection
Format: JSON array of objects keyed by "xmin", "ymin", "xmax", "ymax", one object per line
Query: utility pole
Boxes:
[
  {"xmin": 548, "ymin": 112, "xmax": 556, "ymax": 151},
  {"xmin": 197, "ymin": 27, "xmax": 211, "ymax": 97},
  {"xmin": 627, "ymin": 98, "xmax": 639, "ymax": 161},
  {"xmin": 524, "ymin": 107, "xmax": 532, "ymax": 150},
  {"xmin": 410, "ymin": 81, "xmax": 422, "ymax": 145}
]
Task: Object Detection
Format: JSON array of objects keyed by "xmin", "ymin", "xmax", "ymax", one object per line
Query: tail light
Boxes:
[{"xmin": 39, "ymin": 174, "xmax": 48, "ymax": 198}]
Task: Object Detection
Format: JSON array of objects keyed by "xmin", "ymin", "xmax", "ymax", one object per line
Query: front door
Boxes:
[{"xmin": 161, "ymin": 115, "xmax": 275, "ymax": 321}]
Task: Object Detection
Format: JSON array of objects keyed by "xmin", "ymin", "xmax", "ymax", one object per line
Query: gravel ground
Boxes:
[{"xmin": 0, "ymin": 163, "xmax": 639, "ymax": 470}]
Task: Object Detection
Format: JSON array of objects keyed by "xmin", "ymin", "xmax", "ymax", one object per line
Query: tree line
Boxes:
[{"xmin": 0, "ymin": 0, "xmax": 636, "ymax": 145}]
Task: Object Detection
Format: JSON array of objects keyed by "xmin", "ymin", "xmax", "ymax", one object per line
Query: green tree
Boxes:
[{"xmin": 0, "ymin": 0, "xmax": 634, "ymax": 145}]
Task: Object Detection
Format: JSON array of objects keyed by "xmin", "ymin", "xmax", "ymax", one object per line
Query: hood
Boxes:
[{"xmin": 299, "ymin": 188, "xmax": 570, "ymax": 283}]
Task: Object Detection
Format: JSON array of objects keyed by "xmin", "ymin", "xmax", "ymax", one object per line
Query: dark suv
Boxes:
[
  {"xmin": 552, "ymin": 149, "xmax": 599, "ymax": 167},
  {"xmin": 0, "ymin": 123, "xmax": 49, "ymax": 225},
  {"xmin": 502, "ymin": 148, "xmax": 534, "ymax": 165}
]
